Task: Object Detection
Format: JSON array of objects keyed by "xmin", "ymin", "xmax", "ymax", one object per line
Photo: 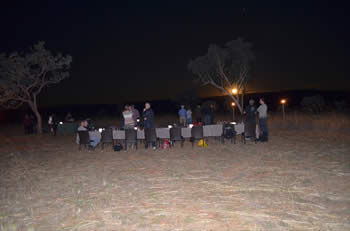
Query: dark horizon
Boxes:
[{"xmin": 1, "ymin": 1, "xmax": 349, "ymax": 106}]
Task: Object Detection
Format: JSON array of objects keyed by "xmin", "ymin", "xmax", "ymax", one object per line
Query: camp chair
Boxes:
[
  {"xmin": 101, "ymin": 128, "xmax": 114, "ymax": 150},
  {"xmin": 125, "ymin": 129, "xmax": 138, "ymax": 150},
  {"xmin": 191, "ymin": 126, "xmax": 204, "ymax": 148},
  {"xmin": 78, "ymin": 131, "xmax": 92, "ymax": 150},
  {"xmin": 170, "ymin": 127, "xmax": 184, "ymax": 147}
]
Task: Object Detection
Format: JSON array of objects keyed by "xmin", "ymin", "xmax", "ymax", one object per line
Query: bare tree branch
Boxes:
[
  {"xmin": 188, "ymin": 38, "xmax": 254, "ymax": 114},
  {"xmin": 0, "ymin": 41, "xmax": 72, "ymax": 133}
]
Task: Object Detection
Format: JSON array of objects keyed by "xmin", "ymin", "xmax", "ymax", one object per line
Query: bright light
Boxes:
[
  {"xmin": 136, "ymin": 119, "xmax": 140, "ymax": 122},
  {"xmin": 231, "ymin": 102, "xmax": 236, "ymax": 107},
  {"xmin": 280, "ymin": 99, "xmax": 287, "ymax": 104},
  {"xmin": 168, "ymin": 125, "xmax": 173, "ymax": 128},
  {"xmin": 59, "ymin": 121, "xmax": 63, "ymax": 125},
  {"xmin": 189, "ymin": 124, "xmax": 194, "ymax": 128},
  {"xmin": 134, "ymin": 127, "xmax": 138, "ymax": 130},
  {"xmin": 230, "ymin": 122, "xmax": 236, "ymax": 125},
  {"xmin": 232, "ymin": 88, "xmax": 238, "ymax": 95},
  {"xmin": 98, "ymin": 128, "xmax": 103, "ymax": 133}
]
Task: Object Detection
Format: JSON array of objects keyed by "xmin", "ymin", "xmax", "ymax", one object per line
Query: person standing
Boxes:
[
  {"xmin": 23, "ymin": 114, "xmax": 33, "ymax": 134},
  {"xmin": 244, "ymin": 99, "xmax": 257, "ymax": 139},
  {"xmin": 48, "ymin": 113, "xmax": 58, "ymax": 136},
  {"xmin": 186, "ymin": 107, "xmax": 192, "ymax": 125},
  {"xmin": 178, "ymin": 105, "xmax": 187, "ymax": 126},
  {"xmin": 194, "ymin": 105, "xmax": 202, "ymax": 123},
  {"xmin": 257, "ymin": 98, "xmax": 268, "ymax": 142},
  {"xmin": 122, "ymin": 105, "xmax": 135, "ymax": 129},
  {"xmin": 130, "ymin": 105, "xmax": 140, "ymax": 125},
  {"xmin": 143, "ymin": 102, "xmax": 156, "ymax": 149}
]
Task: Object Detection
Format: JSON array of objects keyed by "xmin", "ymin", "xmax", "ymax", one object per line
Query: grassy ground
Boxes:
[{"xmin": 0, "ymin": 113, "xmax": 350, "ymax": 231}]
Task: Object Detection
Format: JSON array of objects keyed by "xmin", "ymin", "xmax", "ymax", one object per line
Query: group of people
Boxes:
[
  {"xmin": 176, "ymin": 98, "xmax": 269, "ymax": 142},
  {"xmin": 178, "ymin": 105, "xmax": 192, "ymax": 126},
  {"xmin": 122, "ymin": 104, "xmax": 155, "ymax": 129},
  {"xmin": 178, "ymin": 104, "xmax": 215, "ymax": 126},
  {"xmin": 244, "ymin": 98, "xmax": 268, "ymax": 142},
  {"xmin": 122, "ymin": 105, "xmax": 140, "ymax": 129}
]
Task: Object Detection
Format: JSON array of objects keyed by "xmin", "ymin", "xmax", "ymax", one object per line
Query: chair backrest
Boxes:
[
  {"xmin": 170, "ymin": 127, "xmax": 182, "ymax": 141},
  {"xmin": 223, "ymin": 124, "xmax": 235, "ymax": 138},
  {"xmin": 78, "ymin": 131, "xmax": 90, "ymax": 145},
  {"xmin": 101, "ymin": 128, "xmax": 113, "ymax": 143},
  {"xmin": 125, "ymin": 129, "xmax": 137, "ymax": 141},
  {"xmin": 145, "ymin": 128, "xmax": 157, "ymax": 142},
  {"xmin": 191, "ymin": 126, "xmax": 203, "ymax": 139}
]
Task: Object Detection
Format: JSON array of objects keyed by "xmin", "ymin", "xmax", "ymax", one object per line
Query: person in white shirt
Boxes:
[
  {"xmin": 122, "ymin": 105, "xmax": 135, "ymax": 129},
  {"xmin": 257, "ymin": 98, "xmax": 268, "ymax": 142}
]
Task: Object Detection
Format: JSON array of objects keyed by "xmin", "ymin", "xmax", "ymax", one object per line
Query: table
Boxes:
[
  {"xmin": 57, "ymin": 122, "xmax": 78, "ymax": 135},
  {"xmin": 112, "ymin": 124, "xmax": 245, "ymax": 140}
]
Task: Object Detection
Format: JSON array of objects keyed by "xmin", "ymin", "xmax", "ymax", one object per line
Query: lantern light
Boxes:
[
  {"xmin": 280, "ymin": 99, "xmax": 287, "ymax": 104},
  {"xmin": 232, "ymin": 88, "xmax": 238, "ymax": 95}
]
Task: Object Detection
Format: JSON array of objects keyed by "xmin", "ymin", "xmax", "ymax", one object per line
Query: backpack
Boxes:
[
  {"xmin": 223, "ymin": 125, "xmax": 236, "ymax": 139},
  {"xmin": 113, "ymin": 143, "xmax": 123, "ymax": 151},
  {"xmin": 161, "ymin": 139, "xmax": 170, "ymax": 149}
]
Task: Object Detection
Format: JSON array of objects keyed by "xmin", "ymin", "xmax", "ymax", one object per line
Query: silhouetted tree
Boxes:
[
  {"xmin": 0, "ymin": 42, "xmax": 72, "ymax": 134},
  {"xmin": 188, "ymin": 38, "xmax": 254, "ymax": 113}
]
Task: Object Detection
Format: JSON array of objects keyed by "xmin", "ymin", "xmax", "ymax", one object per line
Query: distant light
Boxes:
[
  {"xmin": 168, "ymin": 125, "xmax": 173, "ymax": 128},
  {"xmin": 232, "ymin": 88, "xmax": 238, "ymax": 95},
  {"xmin": 189, "ymin": 124, "xmax": 194, "ymax": 128},
  {"xmin": 231, "ymin": 102, "xmax": 236, "ymax": 107},
  {"xmin": 134, "ymin": 127, "xmax": 138, "ymax": 130},
  {"xmin": 136, "ymin": 119, "xmax": 140, "ymax": 122},
  {"xmin": 280, "ymin": 99, "xmax": 287, "ymax": 104},
  {"xmin": 98, "ymin": 128, "xmax": 103, "ymax": 133},
  {"xmin": 230, "ymin": 122, "xmax": 236, "ymax": 125},
  {"xmin": 59, "ymin": 121, "xmax": 63, "ymax": 125}
]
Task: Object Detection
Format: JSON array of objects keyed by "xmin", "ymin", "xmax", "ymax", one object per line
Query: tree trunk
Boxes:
[
  {"xmin": 28, "ymin": 101, "xmax": 43, "ymax": 134},
  {"xmin": 34, "ymin": 109, "xmax": 43, "ymax": 134}
]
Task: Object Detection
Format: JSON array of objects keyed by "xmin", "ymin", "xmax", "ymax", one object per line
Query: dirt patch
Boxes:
[{"xmin": 0, "ymin": 130, "xmax": 350, "ymax": 231}]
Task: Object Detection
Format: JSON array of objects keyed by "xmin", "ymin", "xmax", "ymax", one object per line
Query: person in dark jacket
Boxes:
[
  {"xmin": 143, "ymin": 102, "xmax": 156, "ymax": 149},
  {"xmin": 194, "ymin": 105, "xmax": 202, "ymax": 123},
  {"xmin": 23, "ymin": 114, "xmax": 34, "ymax": 134}
]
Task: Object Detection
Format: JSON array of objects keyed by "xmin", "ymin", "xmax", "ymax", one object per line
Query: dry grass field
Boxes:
[{"xmin": 0, "ymin": 113, "xmax": 350, "ymax": 231}]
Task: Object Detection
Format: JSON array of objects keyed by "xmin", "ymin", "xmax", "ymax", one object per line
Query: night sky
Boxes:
[{"xmin": 0, "ymin": 1, "xmax": 349, "ymax": 105}]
